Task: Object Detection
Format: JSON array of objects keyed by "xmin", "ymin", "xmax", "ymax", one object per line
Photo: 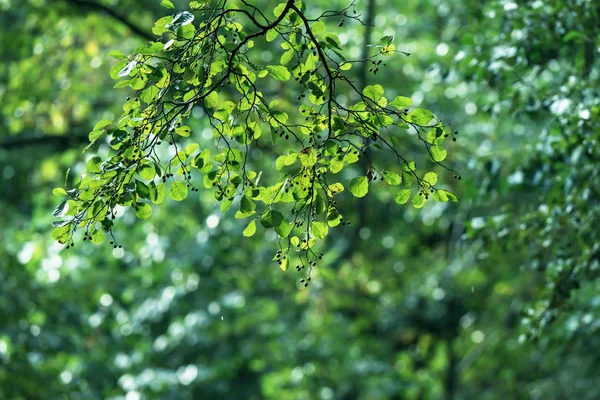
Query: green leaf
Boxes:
[
  {"xmin": 330, "ymin": 158, "xmax": 344, "ymax": 173},
  {"xmin": 431, "ymin": 146, "xmax": 447, "ymax": 162},
  {"xmin": 138, "ymin": 164, "xmax": 156, "ymax": 180},
  {"xmin": 349, "ymin": 176, "xmax": 369, "ymax": 198},
  {"xmin": 51, "ymin": 224, "xmax": 71, "ymax": 244},
  {"xmin": 260, "ymin": 209, "xmax": 284, "ymax": 228},
  {"xmin": 563, "ymin": 31, "xmax": 583, "ymax": 43},
  {"xmin": 140, "ymin": 85, "xmax": 160, "ymax": 103},
  {"xmin": 434, "ymin": 189, "xmax": 460, "ymax": 202},
  {"xmin": 266, "ymin": 29, "xmax": 278, "ymax": 42},
  {"xmin": 395, "ymin": 189, "xmax": 412, "ymax": 204},
  {"xmin": 311, "ymin": 21, "xmax": 326, "ymax": 35},
  {"xmin": 273, "ymin": 3, "xmax": 286, "ymax": 17},
  {"xmin": 299, "ymin": 147, "xmax": 317, "ymax": 167},
  {"xmin": 52, "ymin": 187, "xmax": 67, "ymax": 196},
  {"xmin": 175, "ymin": 125, "xmax": 191, "ymax": 137},
  {"xmin": 328, "ymin": 182, "xmax": 344, "ymax": 195},
  {"xmin": 266, "ymin": 65, "xmax": 291, "ymax": 81},
  {"xmin": 135, "ymin": 203, "xmax": 152, "ymax": 219},
  {"xmin": 383, "ymin": 171, "xmax": 401, "ymax": 185},
  {"xmin": 279, "ymin": 256, "xmax": 288, "ymax": 271},
  {"xmin": 160, "ymin": 0, "xmax": 174, "ymax": 9},
  {"xmin": 86, "ymin": 156, "xmax": 102, "ymax": 173},
  {"xmin": 322, "ymin": 33, "xmax": 341, "ymax": 49},
  {"xmin": 280, "ymin": 49, "xmax": 294, "ymax": 65},
  {"xmin": 363, "ymin": 84, "xmax": 384, "ymax": 101},
  {"xmin": 275, "ymin": 220, "xmax": 292, "ymax": 238},
  {"xmin": 221, "ymin": 199, "xmax": 232, "ymax": 212},
  {"xmin": 150, "ymin": 182, "xmax": 166, "ymax": 204},
  {"xmin": 423, "ymin": 172, "xmax": 438, "ymax": 186},
  {"xmin": 411, "ymin": 108, "xmax": 434, "ymax": 125},
  {"xmin": 89, "ymin": 119, "xmax": 112, "ymax": 142},
  {"xmin": 315, "ymin": 192, "xmax": 327, "ymax": 215},
  {"xmin": 169, "ymin": 181, "xmax": 188, "ymax": 201},
  {"xmin": 204, "ymin": 91, "xmax": 219, "ymax": 108},
  {"xmin": 327, "ymin": 207, "xmax": 342, "ymax": 227},
  {"xmin": 276, "ymin": 153, "xmax": 297, "ymax": 170},
  {"xmin": 108, "ymin": 50, "xmax": 128, "ymax": 60},
  {"xmin": 427, "ymin": 127, "xmax": 445, "ymax": 144},
  {"xmin": 412, "ymin": 193, "xmax": 426, "ymax": 208},
  {"xmin": 243, "ymin": 220, "xmax": 257, "ymax": 237},
  {"xmin": 311, "ymin": 221, "xmax": 328, "ymax": 239},
  {"xmin": 240, "ymin": 195, "xmax": 256, "ymax": 214},
  {"xmin": 91, "ymin": 229, "xmax": 105, "ymax": 244},
  {"xmin": 389, "ymin": 95, "xmax": 413, "ymax": 109}
]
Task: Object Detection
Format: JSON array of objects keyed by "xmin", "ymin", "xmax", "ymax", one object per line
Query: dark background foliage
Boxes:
[{"xmin": 1, "ymin": 0, "xmax": 599, "ymax": 399}]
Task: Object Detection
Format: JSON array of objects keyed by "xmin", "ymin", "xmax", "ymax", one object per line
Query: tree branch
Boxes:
[
  {"xmin": 329, "ymin": 0, "xmax": 376, "ymax": 269},
  {"xmin": 65, "ymin": 0, "xmax": 154, "ymax": 41}
]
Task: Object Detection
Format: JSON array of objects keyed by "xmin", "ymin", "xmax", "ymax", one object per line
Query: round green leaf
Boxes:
[
  {"xmin": 389, "ymin": 96, "xmax": 413, "ymax": 109},
  {"xmin": 299, "ymin": 147, "xmax": 317, "ymax": 167},
  {"xmin": 311, "ymin": 221, "xmax": 329, "ymax": 239},
  {"xmin": 135, "ymin": 203, "xmax": 152, "ymax": 219},
  {"xmin": 349, "ymin": 176, "xmax": 369, "ymax": 198},
  {"xmin": 431, "ymin": 146, "xmax": 447, "ymax": 162},
  {"xmin": 204, "ymin": 91, "xmax": 219, "ymax": 108},
  {"xmin": 411, "ymin": 108, "xmax": 434, "ymax": 125},
  {"xmin": 362, "ymin": 84, "xmax": 384, "ymax": 101},
  {"xmin": 169, "ymin": 181, "xmax": 188, "ymax": 201},
  {"xmin": 91, "ymin": 229, "xmax": 105, "ymax": 244},
  {"xmin": 412, "ymin": 193, "xmax": 426, "ymax": 208},
  {"xmin": 395, "ymin": 189, "xmax": 412, "ymax": 204},
  {"xmin": 311, "ymin": 21, "xmax": 326, "ymax": 35},
  {"xmin": 383, "ymin": 171, "xmax": 401, "ymax": 185},
  {"xmin": 138, "ymin": 164, "xmax": 156, "ymax": 180},
  {"xmin": 423, "ymin": 172, "xmax": 438, "ymax": 186}
]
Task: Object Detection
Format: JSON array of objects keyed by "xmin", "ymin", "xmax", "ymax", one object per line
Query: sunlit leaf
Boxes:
[
  {"xmin": 169, "ymin": 181, "xmax": 188, "ymax": 201},
  {"xmin": 431, "ymin": 146, "xmax": 447, "ymax": 162},
  {"xmin": 395, "ymin": 189, "xmax": 412, "ymax": 204},
  {"xmin": 411, "ymin": 108, "xmax": 434, "ymax": 125},
  {"xmin": 349, "ymin": 176, "xmax": 369, "ymax": 198},
  {"xmin": 243, "ymin": 220, "xmax": 256, "ymax": 237},
  {"xmin": 266, "ymin": 65, "xmax": 291, "ymax": 81}
]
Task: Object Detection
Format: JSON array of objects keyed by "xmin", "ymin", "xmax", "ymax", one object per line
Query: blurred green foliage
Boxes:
[{"xmin": 1, "ymin": 0, "xmax": 599, "ymax": 399}]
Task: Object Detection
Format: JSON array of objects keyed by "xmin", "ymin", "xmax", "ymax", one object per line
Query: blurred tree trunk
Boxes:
[{"xmin": 444, "ymin": 338, "xmax": 457, "ymax": 400}]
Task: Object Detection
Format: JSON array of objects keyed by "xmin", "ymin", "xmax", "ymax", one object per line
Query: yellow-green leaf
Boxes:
[
  {"xmin": 412, "ymin": 193, "xmax": 426, "ymax": 208},
  {"xmin": 135, "ymin": 203, "xmax": 152, "ymax": 219},
  {"xmin": 243, "ymin": 220, "xmax": 257, "ymax": 237},
  {"xmin": 431, "ymin": 146, "xmax": 447, "ymax": 162},
  {"xmin": 423, "ymin": 172, "xmax": 438, "ymax": 186},
  {"xmin": 349, "ymin": 176, "xmax": 369, "ymax": 198},
  {"xmin": 169, "ymin": 181, "xmax": 188, "ymax": 201},
  {"xmin": 311, "ymin": 21, "xmax": 326, "ymax": 35},
  {"xmin": 395, "ymin": 189, "xmax": 412, "ymax": 204}
]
